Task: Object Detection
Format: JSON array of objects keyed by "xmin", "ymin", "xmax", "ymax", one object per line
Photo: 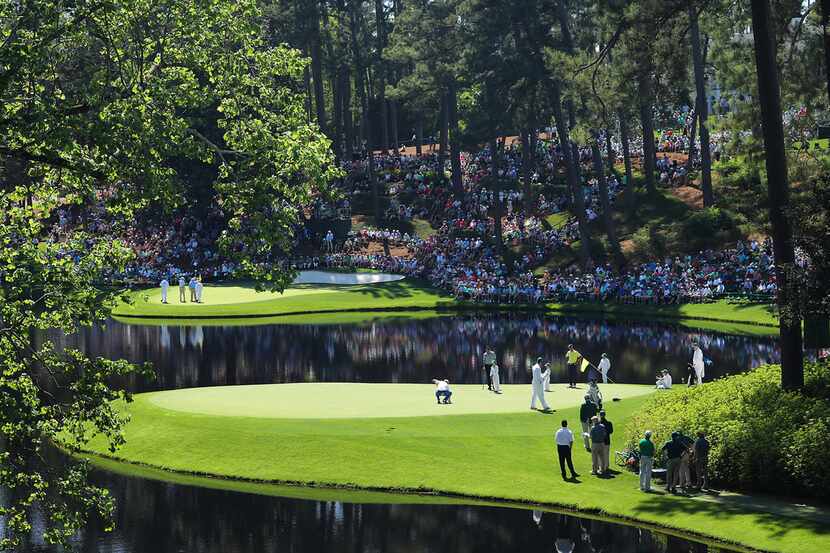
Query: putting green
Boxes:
[
  {"xmin": 148, "ymin": 383, "xmax": 653, "ymax": 419},
  {"xmin": 135, "ymin": 284, "xmax": 342, "ymax": 307}
]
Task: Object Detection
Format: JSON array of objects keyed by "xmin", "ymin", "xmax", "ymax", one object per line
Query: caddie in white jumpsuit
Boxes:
[
  {"xmin": 490, "ymin": 363, "xmax": 501, "ymax": 393},
  {"xmin": 692, "ymin": 342, "xmax": 705, "ymax": 386}
]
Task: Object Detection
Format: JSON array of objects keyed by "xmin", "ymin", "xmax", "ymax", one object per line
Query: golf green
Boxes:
[{"xmin": 81, "ymin": 383, "xmax": 830, "ymax": 553}]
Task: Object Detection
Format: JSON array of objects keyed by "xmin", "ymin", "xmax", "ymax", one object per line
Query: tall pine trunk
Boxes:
[
  {"xmin": 592, "ymin": 133, "xmax": 621, "ymax": 263},
  {"xmin": 689, "ymin": 4, "xmax": 713, "ymax": 206},
  {"xmin": 491, "ymin": 138, "xmax": 504, "ymax": 255},
  {"xmin": 390, "ymin": 100, "xmax": 399, "ymax": 153},
  {"xmin": 750, "ymin": 0, "xmax": 804, "ymax": 390},
  {"xmin": 342, "ymin": 66, "xmax": 354, "ymax": 159},
  {"xmin": 416, "ymin": 116, "xmax": 423, "ymax": 155},
  {"xmin": 638, "ymin": 69, "xmax": 657, "ymax": 195},
  {"xmin": 604, "ymin": 129, "xmax": 615, "ymax": 175},
  {"xmin": 309, "ymin": 4, "xmax": 326, "ymax": 135},
  {"xmin": 332, "ymin": 72, "xmax": 343, "ymax": 161},
  {"xmin": 618, "ymin": 109, "xmax": 634, "ymax": 201},
  {"xmin": 375, "ymin": 0, "xmax": 388, "ymax": 153},
  {"xmin": 552, "ymin": 80, "xmax": 592, "ymax": 265},
  {"xmin": 448, "ymin": 82, "xmax": 463, "ymax": 195},
  {"xmin": 439, "ymin": 92, "xmax": 449, "ymax": 179},
  {"xmin": 521, "ymin": 130, "xmax": 533, "ymax": 213}
]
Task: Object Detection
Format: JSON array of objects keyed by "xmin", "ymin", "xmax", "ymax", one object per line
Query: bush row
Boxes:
[{"xmin": 624, "ymin": 362, "xmax": 830, "ymax": 498}]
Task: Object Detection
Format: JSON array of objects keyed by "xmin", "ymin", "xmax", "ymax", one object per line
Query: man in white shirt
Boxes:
[
  {"xmin": 195, "ymin": 279, "xmax": 204, "ymax": 303},
  {"xmin": 555, "ymin": 420, "xmax": 579, "ymax": 480},
  {"xmin": 656, "ymin": 369, "xmax": 673, "ymax": 389},
  {"xmin": 597, "ymin": 353, "xmax": 611, "ymax": 384},
  {"xmin": 159, "ymin": 278, "xmax": 169, "ymax": 304},
  {"xmin": 691, "ymin": 342, "xmax": 705, "ymax": 385},
  {"xmin": 530, "ymin": 357, "xmax": 551, "ymax": 411},
  {"xmin": 178, "ymin": 276, "xmax": 187, "ymax": 303},
  {"xmin": 432, "ymin": 379, "xmax": 452, "ymax": 404}
]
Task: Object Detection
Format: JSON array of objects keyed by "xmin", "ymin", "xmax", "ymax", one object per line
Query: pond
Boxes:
[
  {"xmin": 21, "ymin": 467, "xmax": 740, "ymax": 553},
  {"xmin": 24, "ymin": 312, "xmax": 775, "ymax": 552},
  {"xmin": 46, "ymin": 312, "xmax": 779, "ymax": 391}
]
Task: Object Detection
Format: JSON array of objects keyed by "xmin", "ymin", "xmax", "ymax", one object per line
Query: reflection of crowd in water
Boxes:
[{"xmin": 58, "ymin": 316, "xmax": 779, "ymax": 391}]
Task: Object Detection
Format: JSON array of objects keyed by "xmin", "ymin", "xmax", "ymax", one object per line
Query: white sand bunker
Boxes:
[{"xmin": 293, "ymin": 270, "xmax": 404, "ymax": 285}]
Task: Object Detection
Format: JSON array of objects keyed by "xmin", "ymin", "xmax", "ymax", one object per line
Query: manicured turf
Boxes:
[
  {"xmin": 113, "ymin": 279, "xmax": 455, "ymax": 318},
  {"xmin": 112, "ymin": 277, "xmax": 778, "ymax": 334},
  {"xmin": 147, "ymin": 383, "xmax": 652, "ymax": 419},
  {"xmin": 82, "ymin": 383, "xmax": 830, "ymax": 553}
]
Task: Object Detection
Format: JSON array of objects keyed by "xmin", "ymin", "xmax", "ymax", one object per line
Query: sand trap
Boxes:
[{"xmin": 292, "ymin": 270, "xmax": 404, "ymax": 285}]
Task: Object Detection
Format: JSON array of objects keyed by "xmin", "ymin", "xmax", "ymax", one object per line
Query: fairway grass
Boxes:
[
  {"xmin": 112, "ymin": 278, "xmax": 778, "ymax": 334},
  {"xmin": 82, "ymin": 383, "xmax": 830, "ymax": 553}
]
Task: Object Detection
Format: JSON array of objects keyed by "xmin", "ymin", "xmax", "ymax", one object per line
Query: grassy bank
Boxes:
[
  {"xmin": 81, "ymin": 383, "xmax": 829, "ymax": 553},
  {"xmin": 112, "ymin": 279, "xmax": 777, "ymax": 334}
]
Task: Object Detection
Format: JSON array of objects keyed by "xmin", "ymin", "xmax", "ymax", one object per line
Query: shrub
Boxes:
[{"xmin": 624, "ymin": 362, "xmax": 830, "ymax": 498}]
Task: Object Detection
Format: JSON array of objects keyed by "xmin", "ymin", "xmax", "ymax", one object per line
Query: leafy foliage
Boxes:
[
  {"xmin": 0, "ymin": 0, "xmax": 337, "ymax": 547},
  {"xmin": 624, "ymin": 362, "xmax": 830, "ymax": 498}
]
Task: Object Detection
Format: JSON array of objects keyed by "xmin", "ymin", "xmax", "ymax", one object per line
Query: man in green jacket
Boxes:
[
  {"xmin": 638, "ymin": 430, "xmax": 656, "ymax": 492},
  {"xmin": 579, "ymin": 395, "xmax": 598, "ymax": 451}
]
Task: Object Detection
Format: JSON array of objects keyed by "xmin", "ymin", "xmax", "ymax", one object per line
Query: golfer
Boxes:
[
  {"xmin": 159, "ymin": 278, "xmax": 169, "ymax": 304},
  {"xmin": 530, "ymin": 357, "xmax": 551, "ymax": 411},
  {"xmin": 565, "ymin": 345, "xmax": 581, "ymax": 388},
  {"xmin": 178, "ymin": 276, "xmax": 187, "ymax": 302},
  {"xmin": 433, "ymin": 379, "xmax": 452, "ymax": 404},
  {"xmin": 483, "ymin": 346, "xmax": 496, "ymax": 391},
  {"xmin": 490, "ymin": 363, "xmax": 502, "ymax": 393}
]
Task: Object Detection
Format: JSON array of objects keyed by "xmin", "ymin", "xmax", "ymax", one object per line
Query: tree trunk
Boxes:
[
  {"xmin": 415, "ymin": 116, "xmax": 423, "ymax": 156},
  {"xmin": 439, "ymin": 91, "xmax": 449, "ymax": 179},
  {"xmin": 822, "ymin": 0, "xmax": 830, "ymax": 105},
  {"xmin": 689, "ymin": 4, "xmax": 713, "ymax": 206},
  {"xmin": 592, "ymin": 133, "xmax": 621, "ymax": 263},
  {"xmin": 604, "ymin": 129, "xmax": 615, "ymax": 175},
  {"xmin": 448, "ymin": 82, "xmax": 463, "ymax": 195},
  {"xmin": 390, "ymin": 100, "xmax": 399, "ymax": 153},
  {"xmin": 637, "ymin": 69, "xmax": 657, "ymax": 195},
  {"xmin": 309, "ymin": 7, "xmax": 326, "ymax": 135},
  {"xmin": 342, "ymin": 66, "xmax": 354, "ymax": 159},
  {"xmin": 303, "ymin": 60, "xmax": 313, "ymax": 123},
  {"xmin": 349, "ymin": 3, "xmax": 368, "ymax": 150},
  {"xmin": 491, "ymin": 138, "xmax": 504, "ymax": 254},
  {"xmin": 551, "ymin": 80, "xmax": 592, "ymax": 265},
  {"xmin": 375, "ymin": 0, "xmax": 388, "ymax": 153},
  {"xmin": 686, "ymin": 108, "xmax": 699, "ymax": 173},
  {"xmin": 521, "ymin": 130, "xmax": 533, "ymax": 213},
  {"xmin": 332, "ymin": 71, "xmax": 343, "ymax": 161},
  {"xmin": 618, "ymin": 109, "xmax": 634, "ymax": 199},
  {"xmin": 750, "ymin": 0, "xmax": 804, "ymax": 390}
]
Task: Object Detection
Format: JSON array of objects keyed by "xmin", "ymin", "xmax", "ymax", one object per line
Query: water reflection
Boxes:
[
  {"xmin": 45, "ymin": 314, "xmax": 779, "ymax": 390},
  {"xmin": 20, "ymin": 469, "xmax": 735, "ymax": 553}
]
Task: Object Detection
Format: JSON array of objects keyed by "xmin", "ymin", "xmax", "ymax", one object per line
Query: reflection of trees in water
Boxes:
[
  {"xmin": 22, "ymin": 471, "xmax": 726, "ymax": 553},
  {"xmin": 48, "ymin": 314, "xmax": 779, "ymax": 391}
]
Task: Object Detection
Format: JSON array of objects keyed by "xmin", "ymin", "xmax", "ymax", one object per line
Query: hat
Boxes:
[
  {"xmin": 671, "ymin": 431, "xmax": 680, "ymax": 439},
  {"xmin": 601, "ymin": 353, "xmax": 608, "ymax": 358},
  {"xmin": 599, "ymin": 410, "xmax": 606, "ymax": 415},
  {"xmin": 537, "ymin": 356, "xmax": 543, "ymax": 362},
  {"xmin": 584, "ymin": 394, "xmax": 591, "ymax": 400},
  {"xmin": 645, "ymin": 430, "xmax": 652, "ymax": 438}
]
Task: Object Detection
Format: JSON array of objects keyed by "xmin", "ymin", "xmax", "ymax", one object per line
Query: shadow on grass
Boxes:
[{"xmin": 630, "ymin": 490, "xmax": 830, "ymax": 540}]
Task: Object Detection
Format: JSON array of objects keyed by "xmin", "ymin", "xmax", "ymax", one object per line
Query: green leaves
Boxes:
[{"xmin": 1, "ymin": 0, "xmax": 337, "ymax": 546}]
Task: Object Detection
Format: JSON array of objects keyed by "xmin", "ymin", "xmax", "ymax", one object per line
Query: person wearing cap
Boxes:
[
  {"xmin": 579, "ymin": 395, "xmax": 598, "ymax": 451},
  {"xmin": 490, "ymin": 363, "xmax": 502, "ymax": 393},
  {"xmin": 599, "ymin": 410, "xmax": 613, "ymax": 472},
  {"xmin": 554, "ymin": 420, "xmax": 579, "ymax": 480},
  {"xmin": 530, "ymin": 357, "xmax": 551, "ymax": 411},
  {"xmin": 589, "ymin": 416, "xmax": 608, "ymax": 475},
  {"xmin": 432, "ymin": 378, "xmax": 452, "ymax": 404},
  {"xmin": 693, "ymin": 430, "xmax": 710, "ymax": 490},
  {"xmin": 482, "ymin": 346, "xmax": 497, "ymax": 391},
  {"xmin": 565, "ymin": 345, "xmax": 582, "ymax": 388},
  {"xmin": 638, "ymin": 430, "xmax": 656, "ymax": 491},
  {"xmin": 656, "ymin": 369, "xmax": 672, "ymax": 389},
  {"xmin": 587, "ymin": 378, "xmax": 603, "ymax": 408},
  {"xmin": 597, "ymin": 353, "xmax": 611, "ymax": 384},
  {"xmin": 661, "ymin": 431, "xmax": 685, "ymax": 493}
]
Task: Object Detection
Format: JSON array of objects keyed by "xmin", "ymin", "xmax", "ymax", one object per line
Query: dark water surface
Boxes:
[
  {"xmin": 20, "ymin": 468, "xmax": 739, "ymax": 553},
  {"xmin": 47, "ymin": 313, "xmax": 779, "ymax": 390},
  {"xmin": 22, "ymin": 313, "xmax": 771, "ymax": 552}
]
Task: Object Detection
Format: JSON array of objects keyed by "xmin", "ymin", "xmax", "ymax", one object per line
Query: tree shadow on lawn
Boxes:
[
  {"xmin": 351, "ymin": 280, "xmax": 441, "ymax": 300},
  {"xmin": 630, "ymin": 490, "xmax": 830, "ymax": 540}
]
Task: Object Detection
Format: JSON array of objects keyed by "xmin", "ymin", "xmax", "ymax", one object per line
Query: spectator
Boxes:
[
  {"xmin": 555, "ymin": 420, "xmax": 579, "ymax": 480},
  {"xmin": 638, "ymin": 430, "xmax": 655, "ymax": 492}
]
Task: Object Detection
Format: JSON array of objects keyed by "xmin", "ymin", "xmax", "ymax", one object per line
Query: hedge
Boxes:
[{"xmin": 624, "ymin": 362, "xmax": 830, "ymax": 498}]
